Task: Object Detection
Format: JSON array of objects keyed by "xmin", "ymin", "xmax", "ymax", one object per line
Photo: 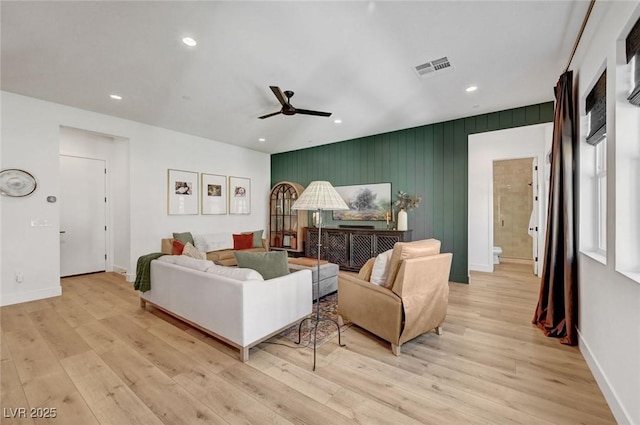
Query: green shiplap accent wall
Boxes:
[{"xmin": 271, "ymin": 101, "xmax": 554, "ymax": 283}]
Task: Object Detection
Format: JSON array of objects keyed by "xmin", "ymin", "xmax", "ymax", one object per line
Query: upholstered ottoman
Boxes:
[{"xmin": 288, "ymin": 258, "xmax": 339, "ymax": 300}]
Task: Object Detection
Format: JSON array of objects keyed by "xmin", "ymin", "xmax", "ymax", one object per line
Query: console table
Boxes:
[{"xmin": 304, "ymin": 227, "xmax": 412, "ymax": 271}]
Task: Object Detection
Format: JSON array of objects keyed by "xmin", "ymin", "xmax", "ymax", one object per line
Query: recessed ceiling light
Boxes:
[
  {"xmin": 258, "ymin": 138, "xmax": 266, "ymax": 143},
  {"xmin": 334, "ymin": 119, "xmax": 342, "ymax": 124},
  {"xmin": 466, "ymin": 86, "xmax": 478, "ymax": 92},
  {"xmin": 182, "ymin": 37, "xmax": 197, "ymax": 47},
  {"xmin": 110, "ymin": 94, "xmax": 122, "ymax": 100}
]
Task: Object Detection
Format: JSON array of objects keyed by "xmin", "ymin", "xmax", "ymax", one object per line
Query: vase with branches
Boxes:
[
  {"xmin": 394, "ymin": 191, "xmax": 422, "ymax": 211},
  {"xmin": 394, "ymin": 191, "xmax": 421, "ymax": 231}
]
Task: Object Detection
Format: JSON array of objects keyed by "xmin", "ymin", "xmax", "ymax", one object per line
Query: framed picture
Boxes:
[
  {"xmin": 201, "ymin": 173, "xmax": 227, "ymax": 214},
  {"xmin": 332, "ymin": 182, "xmax": 392, "ymax": 221},
  {"xmin": 167, "ymin": 169, "xmax": 198, "ymax": 215},
  {"xmin": 229, "ymin": 176, "xmax": 251, "ymax": 214}
]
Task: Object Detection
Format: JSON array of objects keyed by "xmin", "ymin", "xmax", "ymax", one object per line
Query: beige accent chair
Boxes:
[{"xmin": 338, "ymin": 239, "xmax": 452, "ymax": 355}]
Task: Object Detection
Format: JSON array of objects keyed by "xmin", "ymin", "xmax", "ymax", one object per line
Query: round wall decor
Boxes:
[{"xmin": 0, "ymin": 169, "xmax": 38, "ymax": 197}]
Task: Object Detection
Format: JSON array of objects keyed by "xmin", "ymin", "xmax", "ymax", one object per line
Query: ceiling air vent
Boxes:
[{"xmin": 414, "ymin": 56, "xmax": 453, "ymax": 79}]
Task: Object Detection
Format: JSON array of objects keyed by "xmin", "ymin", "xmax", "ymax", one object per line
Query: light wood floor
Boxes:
[{"xmin": 1, "ymin": 263, "xmax": 615, "ymax": 425}]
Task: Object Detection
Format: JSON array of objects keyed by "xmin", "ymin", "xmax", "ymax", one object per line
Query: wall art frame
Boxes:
[
  {"xmin": 229, "ymin": 176, "xmax": 251, "ymax": 214},
  {"xmin": 167, "ymin": 169, "xmax": 198, "ymax": 215},
  {"xmin": 332, "ymin": 182, "xmax": 392, "ymax": 221},
  {"xmin": 201, "ymin": 173, "xmax": 227, "ymax": 215}
]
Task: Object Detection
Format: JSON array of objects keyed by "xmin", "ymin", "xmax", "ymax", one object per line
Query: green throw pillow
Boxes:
[
  {"xmin": 173, "ymin": 232, "xmax": 194, "ymax": 246},
  {"xmin": 234, "ymin": 251, "xmax": 289, "ymax": 280},
  {"xmin": 243, "ymin": 230, "xmax": 264, "ymax": 248}
]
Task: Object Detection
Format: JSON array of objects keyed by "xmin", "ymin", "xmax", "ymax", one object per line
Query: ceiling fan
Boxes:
[{"xmin": 259, "ymin": 86, "xmax": 332, "ymax": 119}]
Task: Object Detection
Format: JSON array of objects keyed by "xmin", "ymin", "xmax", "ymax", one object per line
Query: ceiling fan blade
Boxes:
[
  {"xmin": 295, "ymin": 108, "xmax": 332, "ymax": 117},
  {"xmin": 269, "ymin": 86, "xmax": 287, "ymax": 106},
  {"xmin": 258, "ymin": 111, "xmax": 282, "ymax": 119}
]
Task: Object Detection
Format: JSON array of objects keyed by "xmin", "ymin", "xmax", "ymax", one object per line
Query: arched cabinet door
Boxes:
[{"xmin": 269, "ymin": 181, "xmax": 308, "ymax": 254}]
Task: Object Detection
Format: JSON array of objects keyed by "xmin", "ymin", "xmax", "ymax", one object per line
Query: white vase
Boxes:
[{"xmin": 397, "ymin": 209, "xmax": 408, "ymax": 231}]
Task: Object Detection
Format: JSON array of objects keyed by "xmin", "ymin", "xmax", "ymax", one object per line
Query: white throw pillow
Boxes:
[
  {"xmin": 206, "ymin": 264, "xmax": 264, "ymax": 281},
  {"xmin": 193, "ymin": 233, "xmax": 233, "ymax": 252},
  {"xmin": 156, "ymin": 255, "xmax": 214, "ymax": 272},
  {"xmin": 370, "ymin": 249, "xmax": 394, "ymax": 286}
]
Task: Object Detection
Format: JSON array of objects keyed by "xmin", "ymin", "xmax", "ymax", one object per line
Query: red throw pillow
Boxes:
[
  {"xmin": 233, "ymin": 233, "xmax": 253, "ymax": 250},
  {"xmin": 172, "ymin": 239, "xmax": 185, "ymax": 255}
]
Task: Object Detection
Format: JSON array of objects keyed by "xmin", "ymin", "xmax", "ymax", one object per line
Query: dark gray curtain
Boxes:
[{"xmin": 533, "ymin": 70, "xmax": 578, "ymax": 345}]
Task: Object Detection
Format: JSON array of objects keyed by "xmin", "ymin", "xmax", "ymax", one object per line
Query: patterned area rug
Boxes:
[{"xmin": 278, "ymin": 293, "xmax": 351, "ymax": 347}]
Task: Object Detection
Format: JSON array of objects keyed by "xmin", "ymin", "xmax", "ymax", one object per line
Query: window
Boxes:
[
  {"xmin": 587, "ymin": 70, "xmax": 607, "ymax": 256},
  {"xmin": 579, "ymin": 69, "xmax": 607, "ymax": 262},
  {"xmin": 595, "ymin": 138, "xmax": 607, "ymax": 254}
]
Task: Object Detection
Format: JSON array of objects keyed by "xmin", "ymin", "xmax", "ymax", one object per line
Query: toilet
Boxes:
[{"xmin": 493, "ymin": 246, "xmax": 503, "ymax": 264}]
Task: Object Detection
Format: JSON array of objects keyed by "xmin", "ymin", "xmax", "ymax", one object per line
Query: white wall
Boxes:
[
  {"xmin": 571, "ymin": 2, "xmax": 640, "ymax": 424},
  {"xmin": 1, "ymin": 91, "xmax": 270, "ymax": 305},
  {"xmin": 468, "ymin": 123, "xmax": 552, "ymax": 274}
]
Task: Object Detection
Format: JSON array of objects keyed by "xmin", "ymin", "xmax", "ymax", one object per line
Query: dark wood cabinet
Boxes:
[{"xmin": 305, "ymin": 227, "xmax": 412, "ymax": 271}]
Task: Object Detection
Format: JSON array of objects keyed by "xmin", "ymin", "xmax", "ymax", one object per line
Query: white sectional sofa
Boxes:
[{"xmin": 139, "ymin": 256, "xmax": 312, "ymax": 361}]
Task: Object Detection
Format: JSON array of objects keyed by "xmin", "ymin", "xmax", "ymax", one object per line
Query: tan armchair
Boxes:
[{"xmin": 338, "ymin": 239, "xmax": 452, "ymax": 355}]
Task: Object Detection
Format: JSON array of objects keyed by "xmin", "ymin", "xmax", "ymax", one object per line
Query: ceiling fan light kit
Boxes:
[{"xmin": 259, "ymin": 86, "xmax": 332, "ymax": 119}]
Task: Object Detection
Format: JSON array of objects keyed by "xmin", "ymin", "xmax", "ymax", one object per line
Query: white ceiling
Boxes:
[{"xmin": 1, "ymin": 1, "xmax": 587, "ymax": 154}]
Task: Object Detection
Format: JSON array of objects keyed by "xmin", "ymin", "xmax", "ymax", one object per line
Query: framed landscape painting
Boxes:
[
  {"xmin": 168, "ymin": 169, "xmax": 198, "ymax": 215},
  {"xmin": 332, "ymin": 182, "xmax": 391, "ymax": 221},
  {"xmin": 201, "ymin": 173, "xmax": 226, "ymax": 214},
  {"xmin": 229, "ymin": 176, "xmax": 251, "ymax": 214}
]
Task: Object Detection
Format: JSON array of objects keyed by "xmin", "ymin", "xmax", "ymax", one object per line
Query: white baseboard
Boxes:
[
  {"xmin": 578, "ymin": 329, "xmax": 632, "ymax": 425},
  {"xmin": 112, "ymin": 264, "xmax": 128, "ymax": 274},
  {"xmin": 469, "ymin": 263, "xmax": 493, "ymax": 273},
  {"xmin": 111, "ymin": 264, "xmax": 133, "ymax": 282},
  {"xmin": 0, "ymin": 286, "xmax": 62, "ymax": 307}
]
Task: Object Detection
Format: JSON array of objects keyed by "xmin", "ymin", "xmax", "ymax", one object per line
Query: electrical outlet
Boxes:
[{"xmin": 15, "ymin": 272, "xmax": 24, "ymax": 283}]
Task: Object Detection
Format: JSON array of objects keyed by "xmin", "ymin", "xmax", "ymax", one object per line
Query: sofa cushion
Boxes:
[
  {"xmin": 173, "ymin": 232, "xmax": 194, "ymax": 246},
  {"xmin": 193, "ymin": 232, "xmax": 233, "ymax": 252},
  {"xmin": 384, "ymin": 239, "xmax": 441, "ymax": 288},
  {"xmin": 242, "ymin": 230, "xmax": 264, "ymax": 248},
  {"xmin": 172, "ymin": 239, "xmax": 186, "ymax": 255},
  {"xmin": 234, "ymin": 251, "xmax": 290, "ymax": 280},
  {"xmin": 208, "ymin": 250, "xmax": 236, "ymax": 261},
  {"xmin": 206, "ymin": 264, "xmax": 264, "ymax": 281},
  {"xmin": 370, "ymin": 249, "xmax": 393, "ymax": 286},
  {"xmin": 182, "ymin": 242, "xmax": 207, "ymax": 260},
  {"xmin": 233, "ymin": 233, "xmax": 254, "ymax": 250},
  {"xmin": 156, "ymin": 254, "xmax": 214, "ymax": 272}
]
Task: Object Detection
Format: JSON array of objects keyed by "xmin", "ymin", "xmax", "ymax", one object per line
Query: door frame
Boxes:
[{"xmin": 467, "ymin": 123, "xmax": 552, "ymax": 277}]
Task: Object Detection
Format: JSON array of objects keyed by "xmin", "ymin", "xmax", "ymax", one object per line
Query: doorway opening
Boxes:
[
  {"xmin": 492, "ymin": 157, "xmax": 537, "ymax": 274},
  {"xmin": 59, "ymin": 126, "xmax": 130, "ymax": 279}
]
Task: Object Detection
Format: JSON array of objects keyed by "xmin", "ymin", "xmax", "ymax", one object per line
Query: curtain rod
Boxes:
[{"xmin": 565, "ymin": 0, "xmax": 597, "ymax": 72}]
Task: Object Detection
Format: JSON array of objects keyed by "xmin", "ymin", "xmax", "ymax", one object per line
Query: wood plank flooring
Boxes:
[{"xmin": 0, "ymin": 264, "xmax": 616, "ymax": 424}]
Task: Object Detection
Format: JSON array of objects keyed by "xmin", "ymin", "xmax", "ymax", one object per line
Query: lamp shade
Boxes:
[{"xmin": 291, "ymin": 181, "xmax": 349, "ymax": 211}]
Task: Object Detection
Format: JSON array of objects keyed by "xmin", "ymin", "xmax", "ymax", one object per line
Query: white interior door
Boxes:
[
  {"xmin": 60, "ymin": 155, "xmax": 106, "ymax": 277},
  {"xmin": 531, "ymin": 157, "xmax": 539, "ymax": 275}
]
